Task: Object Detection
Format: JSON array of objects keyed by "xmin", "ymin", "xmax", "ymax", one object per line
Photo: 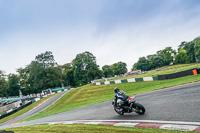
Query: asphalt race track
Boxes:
[{"xmin": 0, "ymin": 82, "xmax": 200, "ymax": 129}]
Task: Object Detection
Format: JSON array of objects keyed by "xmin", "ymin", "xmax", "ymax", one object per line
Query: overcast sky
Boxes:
[{"xmin": 1, "ymin": 0, "xmax": 200, "ymax": 74}]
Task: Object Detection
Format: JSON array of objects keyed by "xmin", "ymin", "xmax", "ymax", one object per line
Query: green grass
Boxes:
[
  {"xmin": 1, "ymin": 124, "xmax": 193, "ymax": 133},
  {"xmin": 23, "ymin": 74, "xmax": 200, "ymax": 121},
  {"xmin": 109, "ymin": 63, "xmax": 197, "ymax": 81},
  {"xmin": 0, "ymin": 93, "xmax": 58, "ymax": 124}
]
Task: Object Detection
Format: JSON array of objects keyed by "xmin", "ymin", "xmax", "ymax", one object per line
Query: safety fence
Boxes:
[
  {"xmin": 92, "ymin": 68, "xmax": 199, "ymax": 86},
  {"xmin": 92, "ymin": 76, "xmax": 158, "ymax": 85}
]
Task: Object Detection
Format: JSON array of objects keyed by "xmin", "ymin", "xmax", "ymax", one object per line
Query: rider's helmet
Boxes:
[{"xmin": 114, "ymin": 87, "xmax": 120, "ymax": 93}]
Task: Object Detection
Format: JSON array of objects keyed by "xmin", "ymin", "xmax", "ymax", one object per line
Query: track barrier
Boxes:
[{"xmin": 92, "ymin": 68, "xmax": 199, "ymax": 85}]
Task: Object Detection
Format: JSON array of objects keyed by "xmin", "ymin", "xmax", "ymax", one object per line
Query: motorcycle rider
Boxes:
[{"xmin": 114, "ymin": 87, "xmax": 131, "ymax": 112}]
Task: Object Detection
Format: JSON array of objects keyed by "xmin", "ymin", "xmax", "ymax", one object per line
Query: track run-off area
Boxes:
[{"xmin": 0, "ymin": 82, "xmax": 200, "ymax": 131}]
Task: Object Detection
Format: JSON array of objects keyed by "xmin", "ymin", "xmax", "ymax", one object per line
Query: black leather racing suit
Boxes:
[{"xmin": 114, "ymin": 90, "xmax": 130, "ymax": 111}]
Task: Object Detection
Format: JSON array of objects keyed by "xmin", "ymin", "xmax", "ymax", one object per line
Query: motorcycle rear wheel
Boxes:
[{"xmin": 133, "ymin": 103, "xmax": 145, "ymax": 115}]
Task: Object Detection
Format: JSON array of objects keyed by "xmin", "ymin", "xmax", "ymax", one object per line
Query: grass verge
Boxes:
[
  {"xmin": 23, "ymin": 74, "xmax": 200, "ymax": 121},
  {"xmin": 0, "ymin": 93, "xmax": 58, "ymax": 124},
  {"xmin": 113, "ymin": 63, "xmax": 197, "ymax": 80},
  {"xmin": 1, "ymin": 124, "xmax": 192, "ymax": 133}
]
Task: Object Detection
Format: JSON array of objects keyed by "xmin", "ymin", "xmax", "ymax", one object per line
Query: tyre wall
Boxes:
[{"xmin": 158, "ymin": 68, "xmax": 199, "ymax": 80}]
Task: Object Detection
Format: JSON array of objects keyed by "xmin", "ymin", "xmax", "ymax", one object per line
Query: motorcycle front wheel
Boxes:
[
  {"xmin": 114, "ymin": 108, "xmax": 124, "ymax": 115},
  {"xmin": 133, "ymin": 103, "xmax": 145, "ymax": 115}
]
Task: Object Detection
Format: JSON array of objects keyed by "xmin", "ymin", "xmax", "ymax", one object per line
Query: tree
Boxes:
[
  {"xmin": 57, "ymin": 63, "xmax": 72, "ymax": 87},
  {"xmin": 45, "ymin": 66, "xmax": 62, "ymax": 88},
  {"xmin": 28, "ymin": 61, "xmax": 46, "ymax": 93},
  {"xmin": 35, "ymin": 51, "xmax": 57, "ymax": 68},
  {"xmin": 58, "ymin": 63, "xmax": 75, "ymax": 87},
  {"xmin": 0, "ymin": 70, "xmax": 7, "ymax": 97},
  {"xmin": 157, "ymin": 47, "xmax": 176, "ymax": 65},
  {"xmin": 7, "ymin": 74, "xmax": 20, "ymax": 96},
  {"xmin": 62, "ymin": 63, "xmax": 73, "ymax": 75},
  {"xmin": 33, "ymin": 51, "xmax": 61, "ymax": 91},
  {"xmin": 147, "ymin": 54, "xmax": 157, "ymax": 70},
  {"xmin": 153, "ymin": 55, "xmax": 164, "ymax": 67},
  {"xmin": 178, "ymin": 41, "xmax": 187, "ymax": 51},
  {"xmin": 72, "ymin": 51, "xmax": 102, "ymax": 86},
  {"xmin": 27, "ymin": 62, "xmax": 62, "ymax": 93},
  {"xmin": 136, "ymin": 57, "xmax": 150, "ymax": 71},
  {"xmin": 102, "ymin": 65, "xmax": 114, "ymax": 78},
  {"xmin": 17, "ymin": 51, "xmax": 62, "ymax": 94},
  {"xmin": 194, "ymin": 37, "xmax": 200, "ymax": 58},
  {"xmin": 86, "ymin": 63, "xmax": 103, "ymax": 82},
  {"xmin": 65, "ymin": 69, "xmax": 75, "ymax": 87},
  {"xmin": 112, "ymin": 62, "xmax": 127, "ymax": 75},
  {"xmin": 175, "ymin": 48, "xmax": 187, "ymax": 64},
  {"xmin": 184, "ymin": 41, "xmax": 195, "ymax": 63},
  {"xmin": 17, "ymin": 67, "xmax": 31, "ymax": 95}
]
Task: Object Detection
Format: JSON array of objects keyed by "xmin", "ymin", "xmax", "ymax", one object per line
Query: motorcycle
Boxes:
[{"xmin": 112, "ymin": 96, "xmax": 145, "ymax": 115}]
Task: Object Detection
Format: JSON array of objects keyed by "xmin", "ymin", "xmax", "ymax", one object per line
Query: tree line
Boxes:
[
  {"xmin": 0, "ymin": 51, "xmax": 127, "ymax": 97},
  {"xmin": 0, "ymin": 36, "xmax": 200, "ymax": 97},
  {"xmin": 132, "ymin": 37, "xmax": 200, "ymax": 71}
]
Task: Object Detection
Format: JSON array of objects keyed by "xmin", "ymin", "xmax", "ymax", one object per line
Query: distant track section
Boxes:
[{"xmin": 0, "ymin": 90, "xmax": 70, "ymax": 127}]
